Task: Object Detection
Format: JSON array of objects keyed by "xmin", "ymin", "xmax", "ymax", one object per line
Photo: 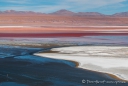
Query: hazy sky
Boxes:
[{"xmin": 0, "ymin": 0, "xmax": 128, "ymax": 14}]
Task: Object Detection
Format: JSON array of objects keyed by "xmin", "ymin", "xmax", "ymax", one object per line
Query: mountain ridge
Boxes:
[{"xmin": 0, "ymin": 9, "xmax": 128, "ymax": 17}]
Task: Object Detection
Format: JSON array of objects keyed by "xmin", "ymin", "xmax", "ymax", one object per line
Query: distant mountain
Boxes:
[
  {"xmin": 76, "ymin": 12, "xmax": 104, "ymax": 16},
  {"xmin": 113, "ymin": 12, "xmax": 128, "ymax": 17},
  {"xmin": 1, "ymin": 9, "xmax": 128, "ymax": 17},
  {"xmin": 50, "ymin": 9, "xmax": 104, "ymax": 16},
  {"xmin": 0, "ymin": 10, "xmax": 44, "ymax": 15},
  {"xmin": 50, "ymin": 9, "xmax": 75, "ymax": 15}
]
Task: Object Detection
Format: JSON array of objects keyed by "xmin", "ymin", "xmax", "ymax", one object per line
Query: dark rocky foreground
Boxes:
[{"xmin": 0, "ymin": 45, "xmax": 127, "ymax": 86}]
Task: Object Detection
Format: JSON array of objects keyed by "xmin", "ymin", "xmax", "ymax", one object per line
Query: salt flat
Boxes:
[{"xmin": 34, "ymin": 46, "xmax": 128, "ymax": 81}]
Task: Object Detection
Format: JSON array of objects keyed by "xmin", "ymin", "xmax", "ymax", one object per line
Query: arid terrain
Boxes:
[
  {"xmin": 0, "ymin": 15, "xmax": 128, "ymax": 26},
  {"xmin": 0, "ymin": 10, "xmax": 128, "ymax": 38},
  {"xmin": 0, "ymin": 10, "xmax": 128, "ymax": 26}
]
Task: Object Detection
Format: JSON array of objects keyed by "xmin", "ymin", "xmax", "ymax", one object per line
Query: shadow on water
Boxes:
[
  {"xmin": 0, "ymin": 45, "xmax": 128, "ymax": 86},
  {"xmin": 0, "ymin": 82, "xmax": 27, "ymax": 86}
]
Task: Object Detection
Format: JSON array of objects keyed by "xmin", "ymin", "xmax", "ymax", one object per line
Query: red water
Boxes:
[{"xmin": 0, "ymin": 33, "xmax": 128, "ymax": 38}]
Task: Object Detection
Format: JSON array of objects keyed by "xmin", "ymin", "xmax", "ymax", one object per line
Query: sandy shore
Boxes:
[{"xmin": 34, "ymin": 46, "xmax": 128, "ymax": 81}]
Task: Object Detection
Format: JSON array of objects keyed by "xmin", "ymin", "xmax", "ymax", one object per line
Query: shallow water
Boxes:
[{"xmin": 0, "ymin": 45, "xmax": 128, "ymax": 86}]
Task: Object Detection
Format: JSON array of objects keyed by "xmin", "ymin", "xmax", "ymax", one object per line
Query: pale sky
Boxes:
[{"xmin": 0, "ymin": 0, "xmax": 128, "ymax": 14}]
